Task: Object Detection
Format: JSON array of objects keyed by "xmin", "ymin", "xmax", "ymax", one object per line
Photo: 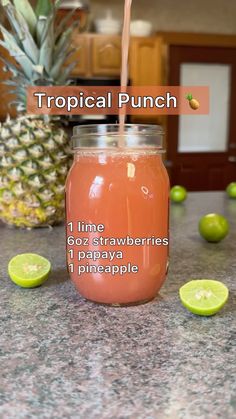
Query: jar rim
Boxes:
[{"xmin": 72, "ymin": 124, "xmax": 165, "ymax": 150}]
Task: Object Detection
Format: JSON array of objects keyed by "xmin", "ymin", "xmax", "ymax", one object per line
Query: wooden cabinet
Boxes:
[
  {"xmin": 91, "ymin": 36, "xmax": 121, "ymax": 76},
  {"xmin": 67, "ymin": 34, "xmax": 122, "ymax": 78},
  {"xmin": 68, "ymin": 35, "xmax": 90, "ymax": 77},
  {"xmin": 129, "ymin": 36, "xmax": 163, "ymax": 124},
  {"xmin": 67, "ymin": 34, "xmax": 163, "ymax": 82},
  {"xmin": 130, "ymin": 37, "xmax": 163, "ymax": 86}
]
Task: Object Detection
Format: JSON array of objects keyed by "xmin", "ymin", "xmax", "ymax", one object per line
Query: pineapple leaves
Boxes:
[
  {"xmin": 13, "ymin": 0, "xmax": 37, "ymax": 35},
  {"xmin": 39, "ymin": 17, "xmax": 54, "ymax": 73},
  {"xmin": 36, "ymin": 15, "xmax": 53, "ymax": 47},
  {"xmin": 0, "ymin": 26, "xmax": 33, "ymax": 79},
  {"xmin": 56, "ymin": 62, "xmax": 76, "ymax": 85},
  {"xmin": 3, "ymin": 80, "xmax": 26, "ymax": 88},
  {"xmin": 35, "ymin": 0, "xmax": 52, "ymax": 18},
  {"xmin": 49, "ymin": 52, "xmax": 67, "ymax": 79},
  {"xmin": 32, "ymin": 65, "xmax": 44, "ymax": 75},
  {"xmin": 1, "ymin": 55, "xmax": 21, "ymax": 70},
  {"xmin": 50, "ymin": 46, "xmax": 77, "ymax": 79},
  {"xmin": 0, "ymin": 0, "xmax": 76, "ymax": 110},
  {"xmin": 2, "ymin": 1, "xmax": 39, "ymax": 64},
  {"xmin": 55, "ymin": 8, "xmax": 79, "ymax": 40},
  {"xmin": 0, "ymin": 56, "xmax": 26, "ymax": 79},
  {"xmin": 54, "ymin": 0, "xmax": 62, "ymax": 10},
  {"xmin": 54, "ymin": 26, "xmax": 74, "ymax": 61}
]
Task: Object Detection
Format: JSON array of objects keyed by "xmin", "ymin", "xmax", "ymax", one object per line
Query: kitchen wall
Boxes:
[{"xmin": 90, "ymin": 0, "xmax": 236, "ymax": 34}]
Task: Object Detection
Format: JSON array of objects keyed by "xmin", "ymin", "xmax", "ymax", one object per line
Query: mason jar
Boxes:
[{"xmin": 65, "ymin": 124, "xmax": 169, "ymax": 305}]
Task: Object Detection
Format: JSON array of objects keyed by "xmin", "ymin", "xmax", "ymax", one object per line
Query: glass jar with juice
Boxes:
[{"xmin": 66, "ymin": 124, "xmax": 169, "ymax": 305}]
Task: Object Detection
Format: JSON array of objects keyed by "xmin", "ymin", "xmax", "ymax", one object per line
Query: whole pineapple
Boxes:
[{"xmin": 0, "ymin": 0, "xmax": 77, "ymax": 228}]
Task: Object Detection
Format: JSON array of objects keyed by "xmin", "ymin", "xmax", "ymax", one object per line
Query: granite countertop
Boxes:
[{"xmin": 0, "ymin": 192, "xmax": 236, "ymax": 419}]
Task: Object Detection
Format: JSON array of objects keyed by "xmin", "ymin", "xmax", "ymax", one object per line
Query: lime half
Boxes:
[
  {"xmin": 8, "ymin": 253, "xmax": 51, "ymax": 288},
  {"xmin": 179, "ymin": 279, "xmax": 229, "ymax": 316}
]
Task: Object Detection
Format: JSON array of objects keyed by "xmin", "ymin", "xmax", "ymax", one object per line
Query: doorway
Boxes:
[{"xmin": 167, "ymin": 45, "xmax": 236, "ymax": 191}]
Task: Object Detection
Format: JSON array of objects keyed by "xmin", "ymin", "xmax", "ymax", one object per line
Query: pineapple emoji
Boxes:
[
  {"xmin": 0, "ymin": 0, "xmax": 77, "ymax": 228},
  {"xmin": 186, "ymin": 94, "xmax": 200, "ymax": 110}
]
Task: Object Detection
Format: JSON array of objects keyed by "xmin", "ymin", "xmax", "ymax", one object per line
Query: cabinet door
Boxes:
[
  {"xmin": 92, "ymin": 36, "xmax": 121, "ymax": 76},
  {"xmin": 130, "ymin": 36, "xmax": 163, "ymax": 86},
  {"xmin": 67, "ymin": 34, "xmax": 90, "ymax": 77},
  {"xmin": 130, "ymin": 37, "xmax": 163, "ymax": 124}
]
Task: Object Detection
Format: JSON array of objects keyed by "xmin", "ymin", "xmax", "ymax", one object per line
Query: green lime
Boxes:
[
  {"xmin": 170, "ymin": 185, "xmax": 187, "ymax": 203},
  {"xmin": 226, "ymin": 182, "xmax": 236, "ymax": 199},
  {"xmin": 199, "ymin": 213, "xmax": 229, "ymax": 243},
  {"xmin": 179, "ymin": 279, "xmax": 229, "ymax": 316},
  {"xmin": 8, "ymin": 253, "xmax": 51, "ymax": 288}
]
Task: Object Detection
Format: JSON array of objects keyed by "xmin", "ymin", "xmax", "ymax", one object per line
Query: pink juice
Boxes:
[{"xmin": 66, "ymin": 126, "xmax": 169, "ymax": 305}]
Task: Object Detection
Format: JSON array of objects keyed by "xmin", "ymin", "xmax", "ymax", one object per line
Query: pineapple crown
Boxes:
[{"xmin": 0, "ymin": 0, "xmax": 78, "ymax": 112}]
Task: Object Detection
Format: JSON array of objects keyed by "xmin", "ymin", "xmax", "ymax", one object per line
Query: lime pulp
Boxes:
[
  {"xmin": 8, "ymin": 253, "xmax": 51, "ymax": 288},
  {"xmin": 179, "ymin": 279, "xmax": 229, "ymax": 316}
]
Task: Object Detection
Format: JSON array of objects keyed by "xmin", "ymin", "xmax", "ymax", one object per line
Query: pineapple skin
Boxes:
[{"xmin": 0, "ymin": 116, "xmax": 72, "ymax": 228}]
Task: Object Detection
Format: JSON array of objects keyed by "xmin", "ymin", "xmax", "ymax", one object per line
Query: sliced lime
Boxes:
[
  {"xmin": 8, "ymin": 253, "xmax": 51, "ymax": 288},
  {"xmin": 179, "ymin": 279, "xmax": 229, "ymax": 316}
]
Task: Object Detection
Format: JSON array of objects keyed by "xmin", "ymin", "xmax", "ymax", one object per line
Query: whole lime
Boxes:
[
  {"xmin": 226, "ymin": 182, "xmax": 236, "ymax": 199},
  {"xmin": 199, "ymin": 213, "xmax": 229, "ymax": 243},
  {"xmin": 170, "ymin": 185, "xmax": 187, "ymax": 203}
]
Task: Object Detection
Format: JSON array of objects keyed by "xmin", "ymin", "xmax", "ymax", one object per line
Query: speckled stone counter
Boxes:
[{"xmin": 0, "ymin": 192, "xmax": 236, "ymax": 419}]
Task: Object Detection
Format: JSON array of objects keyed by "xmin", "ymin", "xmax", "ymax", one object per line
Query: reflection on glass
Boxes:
[{"xmin": 89, "ymin": 176, "xmax": 104, "ymax": 199}]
